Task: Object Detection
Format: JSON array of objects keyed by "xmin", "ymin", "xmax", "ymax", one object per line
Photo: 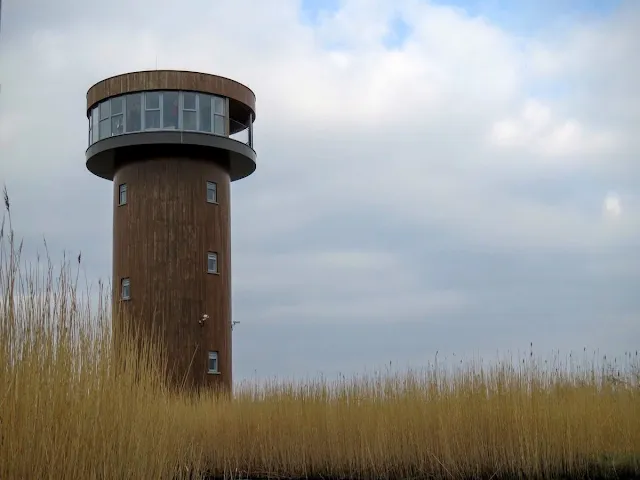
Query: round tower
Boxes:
[{"xmin": 85, "ymin": 70, "xmax": 257, "ymax": 392}]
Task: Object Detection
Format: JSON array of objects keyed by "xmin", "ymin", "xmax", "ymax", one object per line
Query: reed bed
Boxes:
[{"xmin": 0, "ymin": 189, "xmax": 638, "ymax": 480}]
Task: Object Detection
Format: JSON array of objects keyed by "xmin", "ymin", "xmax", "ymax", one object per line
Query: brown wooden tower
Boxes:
[{"xmin": 85, "ymin": 70, "xmax": 257, "ymax": 392}]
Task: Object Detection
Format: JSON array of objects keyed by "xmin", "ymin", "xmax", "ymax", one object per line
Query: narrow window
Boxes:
[
  {"xmin": 162, "ymin": 91, "xmax": 179, "ymax": 129},
  {"xmin": 121, "ymin": 278, "xmax": 131, "ymax": 300},
  {"xmin": 206, "ymin": 181, "xmax": 217, "ymax": 204},
  {"xmin": 99, "ymin": 100, "xmax": 111, "ymax": 139},
  {"xmin": 144, "ymin": 91, "xmax": 161, "ymax": 129},
  {"xmin": 198, "ymin": 93, "xmax": 212, "ymax": 133},
  {"xmin": 207, "ymin": 252, "xmax": 218, "ymax": 274},
  {"xmin": 182, "ymin": 92, "xmax": 197, "ymax": 131},
  {"xmin": 92, "ymin": 107, "xmax": 100, "ymax": 143},
  {"xmin": 88, "ymin": 114, "xmax": 93, "ymax": 146},
  {"xmin": 111, "ymin": 96, "xmax": 125, "ymax": 135},
  {"xmin": 125, "ymin": 93, "xmax": 142, "ymax": 133},
  {"xmin": 213, "ymin": 96, "xmax": 226, "ymax": 135},
  {"xmin": 118, "ymin": 184, "xmax": 127, "ymax": 206},
  {"xmin": 207, "ymin": 351, "xmax": 219, "ymax": 374}
]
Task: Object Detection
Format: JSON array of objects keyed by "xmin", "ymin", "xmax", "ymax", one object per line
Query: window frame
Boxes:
[
  {"xmin": 118, "ymin": 183, "xmax": 127, "ymax": 206},
  {"xmin": 182, "ymin": 91, "xmax": 198, "ymax": 131},
  {"xmin": 207, "ymin": 351, "xmax": 219, "ymax": 374},
  {"xmin": 121, "ymin": 277, "xmax": 131, "ymax": 301},
  {"xmin": 206, "ymin": 181, "xmax": 217, "ymax": 204},
  {"xmin": 143, "ymin": 91, "xmax": 162, "ymax": 130},
  {"xmin": 207, "ymin": 252, "xmax": 218, "ymax": 274}
]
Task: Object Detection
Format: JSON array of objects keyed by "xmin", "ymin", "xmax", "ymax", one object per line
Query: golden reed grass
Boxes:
[{"xmin": 0, "ymin": 188, "xmax": 638, "ymax": 479}]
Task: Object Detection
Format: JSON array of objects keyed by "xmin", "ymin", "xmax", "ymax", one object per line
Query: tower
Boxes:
[{"xmin": 85, "ymin": 70, "xmax": 257, "ymax": 392}]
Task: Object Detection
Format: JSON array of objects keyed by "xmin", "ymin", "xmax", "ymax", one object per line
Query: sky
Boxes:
[{"xmin": 0, "ymin": 0, "xmax": 638, "ymax": 382}]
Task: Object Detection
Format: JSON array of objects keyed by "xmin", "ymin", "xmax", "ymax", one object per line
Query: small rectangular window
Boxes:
[
  {"xmin": 206, "ymin": 181, "xmax": 217, "ymax": 204},
  {"xmin": 207, "ymin": 252, "xmax": 218, "ymax": 274},
  {"xmin": 207, "ymin": 351, "xmax": 219, "ymax": 374},
  {"xmin": 119, "ymin": 184, "xmax": 127, "ymax": 206},
  {"xmin": 121, "ymin": 278, "xmax": 131, "ymax": 300}
]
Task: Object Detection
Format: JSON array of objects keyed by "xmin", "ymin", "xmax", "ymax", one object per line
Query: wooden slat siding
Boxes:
[
  {"xmin": 87, "ymin": 70, "xmax": 256, "ymax": 119},
  {"xmin": 113, "ymin": 157, "xmax": 232, "ymax": 392}
]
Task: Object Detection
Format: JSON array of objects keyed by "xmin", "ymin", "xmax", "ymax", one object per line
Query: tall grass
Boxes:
[{"xmin": 0, "ymin": 188, "xmax": 638, "ymax": 479}]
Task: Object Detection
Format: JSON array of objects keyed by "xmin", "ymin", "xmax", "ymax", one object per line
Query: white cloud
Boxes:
[{"xmin": 489, "ymin": 99, "xmax": 616, "ymax": 159}]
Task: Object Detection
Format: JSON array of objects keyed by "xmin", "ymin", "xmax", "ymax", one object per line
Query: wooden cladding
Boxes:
[
  {"xmin": 88, "ymin": 70, "xmax": 256, "ymax": 119},
  {"xmin": 113, "ymin": 156, "xmax": 233, "ymax": 392}
]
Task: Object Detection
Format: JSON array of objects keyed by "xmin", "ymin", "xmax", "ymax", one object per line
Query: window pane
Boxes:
[
  {"xmin": 125, "ymin": 94, "xmax": 142, "ymax": 132},
  {"xmin": 92, "ymin": 108, "xmax": 100, "ymax": 143},
  {"xmin": 183, "ymin": 92, "xmax": 196, "ymax": 110},
  {"xmin": 111, "ymin": 96, "xmax": 124, "ymax": 115},
  {"xmin": 208, "ymin": 253, "xmax": 217, "ymax": 273},
  {"xmin": 145, "ymin": 110, "xmax": 160, "ymax": 129},
  {"xmin": 214, "ymin": 115, "xmax": 225, "ymax": 135},
  {"xmin": 213, "ymin": 96, "xmax": 225, "ymax": 115},
  {"xmin": 198, "ymin": 94, "xmax": 212, "ymax": 132},
  {"xmin": 111, "ymin": 114, "xmax": 124, "ymax": 135},
  {"xmin": 183, "ymin": 111, "xmax": 197, "ymax": 131},
  {"xmin": 145, "ymin": 91, "xmax": 160, "ymax": 110},
  {"xmin": 207, "ymin": 182, "xmax": 217, "ymax": 203},
  {"xmin": 99, "ymin": 118, "xmax": 111, "ymax": 139},
  {"xmin": 162, "ymin": 91, "xmax": 179, "ymax": 129},
  {"xmin": 99, "ymin": 101, "xmax": 110, "ymax": 120}
]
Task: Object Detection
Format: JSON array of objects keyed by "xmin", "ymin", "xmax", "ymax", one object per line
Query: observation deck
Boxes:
[{"xmin": 85, "ymin": 70, "xmax": 257, "ymax": 182}]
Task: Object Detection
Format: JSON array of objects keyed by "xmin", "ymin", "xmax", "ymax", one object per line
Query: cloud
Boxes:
[{"xmin": 1, "ymin": 0, "xmax": 638, "ymax": 380}]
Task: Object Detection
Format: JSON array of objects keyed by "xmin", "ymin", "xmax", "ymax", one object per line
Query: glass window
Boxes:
[
  {"xmin": 162, "ymin": 91, "xmax": 179, "ymax": 129},
  {"xmin": 121, "ymin": 278, "xmax": 131, "ymax": 300},
  {"xmin": 145, "ymin": 110, "xmax": 160, "ymax": 129},
  {"xmin": 206, "ymin": 181, "xmax": 217, "ymax": 203},
  {"xmin": 88, "ymin": 115, "xmax": 93, "ymax": 146},
  {"xmin": 213, "ymin": 96, "xmax": 225, "ymax": 115},
  {"xmin": 198, "ymin": 94, "xmax": 212, "ymax": 133},
  {"xmin": 125, "ymin": 93, "xmax": 142, "ymax": 133},
  {"xmin": 99, "ymin": 117, "xmax": 111, "ymax": 139},
  {"xmin": 207, "ymin": 252, "xmax": 218, "ymax": 274},
  {"xmin": 145, "ymin": 91, "xmax": 160, "ymax": 109},
  {"xmin": 208, "ymin": 351, "xmax": 218, "ymax": 374},
  {"xmin": 183, "ymin": 92, "xmax": 197, "ymax": 131},
  {"xmin": 111, "ymin": 97, "xmax": 124, "ymax": 115},
  {"xmin": 183, "ymin": 92, "xmax": 196, "ymax": 110},
  {"xmin": 112, "ymin": 114, "xmax": 124, "ymax": 135},
  {"xmin": 144, "ymin": 92, "xmax": 160, "ymax": 129},
  {"xmin": 92, "ymin": 107, "xmax": 100, "ymax": 143},
  {"xmin": 99, "ymin": 101, "xmax": 110, "ymax": 120},
  {"xmin": 214, "ymin": 115, "xmax": 225, "ymax": 135},
  {"xmin": 119, "ymin": 183, "xmax": 127, "ymax": 205}
]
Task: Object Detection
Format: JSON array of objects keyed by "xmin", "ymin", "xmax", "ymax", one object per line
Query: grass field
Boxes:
[{"xmin": 1, "ymin": 192, "xmax": 638, "ymax": 479}]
